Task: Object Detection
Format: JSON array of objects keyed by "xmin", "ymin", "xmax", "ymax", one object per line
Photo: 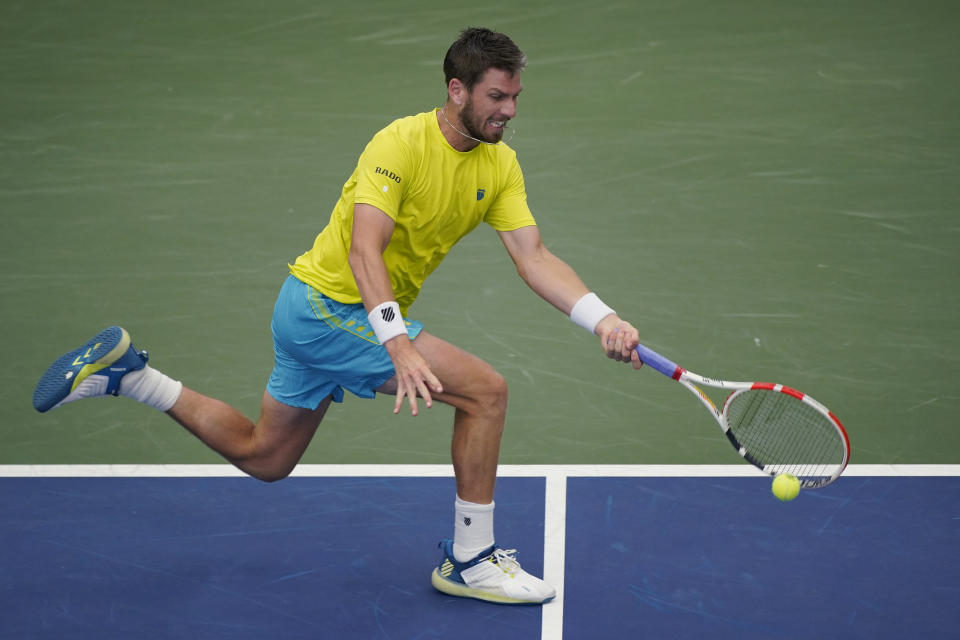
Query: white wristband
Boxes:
[
  {"xmin": 368, "ymin": 301, "xmax": 407, "ymax": 344},
  {"xmin": 569, "ymin": 292, "xmax": 616, "ymax": 334}
]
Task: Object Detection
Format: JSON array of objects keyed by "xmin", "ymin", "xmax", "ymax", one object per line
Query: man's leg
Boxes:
[
  {"xmin": 377, "ymin": 331, "xmax": 507, "ymax": 503},
  {"xmin": 167, "ymin": 389, "xmax": 331, "ymax": 482},
  {"xmin": 378, "ymin": 331, "xmax": 555, "ymax": 605},
  {"xmin": 33, "ymin": 325, "xmax": 331, "ymax": 483}
]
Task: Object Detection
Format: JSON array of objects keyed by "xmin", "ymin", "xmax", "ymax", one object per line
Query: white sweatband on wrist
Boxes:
[
  {"xmin": 569, "ymin": 292, "xmax": 616, "ymax": 334},
  {"xmin": 368, "ymin": 301, "xmax": 407, "ymax": 344}
]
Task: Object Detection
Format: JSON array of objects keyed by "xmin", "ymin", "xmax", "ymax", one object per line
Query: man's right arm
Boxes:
[{"xmin": 348, "ymin": 203, "xmax": 443, "ymax": 415}]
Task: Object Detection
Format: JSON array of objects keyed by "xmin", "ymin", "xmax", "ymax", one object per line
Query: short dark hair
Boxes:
[{"xmin": 443, "ymin": 27, "xmax": 526, "ymax": 91}]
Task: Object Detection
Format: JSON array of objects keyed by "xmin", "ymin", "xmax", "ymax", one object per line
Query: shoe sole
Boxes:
[
  {"xmin": 430, "ymin": 568, "xmax": 554, "ymax": 605},
  {"xmin": 33, "ymin": 326, "xmax": 131, "ymax": 412}
]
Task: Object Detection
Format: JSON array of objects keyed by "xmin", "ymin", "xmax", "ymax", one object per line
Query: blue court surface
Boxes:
[{"xmin": 1, "ymin": 467, "xmax": 957, "ymax": 639}]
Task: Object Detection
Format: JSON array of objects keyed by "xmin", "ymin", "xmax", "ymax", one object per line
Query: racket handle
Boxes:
[{"xmin": 634, "ymin": 344, "xmax": 682, "ymax": 380}]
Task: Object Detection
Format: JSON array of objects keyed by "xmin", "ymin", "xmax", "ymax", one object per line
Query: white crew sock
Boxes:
[
  {"xmin": 118, "ymin": 365, "xmax": 183, "ymax": 412},
  {"xmin": 453, "ymin": 496, "xmax": 495, "ymax": 562}
]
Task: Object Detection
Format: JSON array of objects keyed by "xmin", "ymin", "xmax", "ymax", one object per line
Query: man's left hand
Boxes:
[{"xmin": 595, "ymin": 315, "xmax": 643, "ymax": 370}]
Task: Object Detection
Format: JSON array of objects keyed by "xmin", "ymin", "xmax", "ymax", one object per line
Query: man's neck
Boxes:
[{"xmin": 436, "ymin": 104, "xmax": 480, "ymax": 152}]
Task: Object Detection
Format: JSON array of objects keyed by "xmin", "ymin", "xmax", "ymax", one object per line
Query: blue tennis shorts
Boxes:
[{"xmin": 267, "ymin": 275, "xmax": 424, "ymax": 408}]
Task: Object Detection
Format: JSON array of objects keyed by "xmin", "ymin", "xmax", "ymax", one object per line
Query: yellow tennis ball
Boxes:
[{"xmin": 772, "ymin": 473, "xmax": 800, "ymax": 501}]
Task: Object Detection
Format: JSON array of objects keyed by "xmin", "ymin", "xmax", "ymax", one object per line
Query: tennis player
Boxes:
[{"xmin": 33, "ymin": 27, "xmax": 641, "ymax": 605}]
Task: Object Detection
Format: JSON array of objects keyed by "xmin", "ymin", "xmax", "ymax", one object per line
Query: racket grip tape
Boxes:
[{"xmin": 634, "ymin": 344, "xmax": 683, "ymax": 380}]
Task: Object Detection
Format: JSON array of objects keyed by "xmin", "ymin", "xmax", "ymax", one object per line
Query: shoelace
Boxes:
[{"xmin": 488, "ymin": 548, "xmax": 521, "ymax": 576}]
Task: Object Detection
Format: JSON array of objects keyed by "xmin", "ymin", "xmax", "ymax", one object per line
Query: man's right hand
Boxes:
[{"xmin": 383, "ymin": 335, "xmax": 443, "ymax": 416}]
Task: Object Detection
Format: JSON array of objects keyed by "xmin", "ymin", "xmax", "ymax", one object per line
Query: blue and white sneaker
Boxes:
[
  {"xmin": 33, "ymin": 326, "xmax": 148, "ymax": 413},
  {"xmin": 430, "ymin": 539, "xmax": 556, "ymax": 605}
]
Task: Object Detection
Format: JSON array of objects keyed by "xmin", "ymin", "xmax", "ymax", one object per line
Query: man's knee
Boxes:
[
  {"xmin": 244, "ymin": 458, "xmax": 297, "ymax": 483},
  {"xmin": 253, "ymin": 468, "xmax": 293, "ymax": 483},
  {"xmin": 241, "ymin": 394, "xmax": 327, "ymax": 482},
  {"xmin": 473, "ymin": 369, "xmax": 508, "ymax": 421}
]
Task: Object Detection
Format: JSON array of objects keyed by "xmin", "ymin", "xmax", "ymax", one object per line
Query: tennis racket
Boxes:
[{"xmin": 635, "ymin": 343, "xmax": 850, "ymax": 489}]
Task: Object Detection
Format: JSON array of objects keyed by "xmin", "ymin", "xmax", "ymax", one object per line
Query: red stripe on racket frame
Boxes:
[{"xmin": 780, "ymin": 386, "xmax": 805, "ymax": 400}]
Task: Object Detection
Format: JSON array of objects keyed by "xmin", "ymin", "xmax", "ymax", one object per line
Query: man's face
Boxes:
[{"xmin": 459, "ymin": 68, "xmax": 523, "ymax": 143}]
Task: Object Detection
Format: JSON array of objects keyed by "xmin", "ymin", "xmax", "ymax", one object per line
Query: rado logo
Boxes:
[{"xmin": 375, "ymin": 167, "xmax": 402, "ymax": 183}]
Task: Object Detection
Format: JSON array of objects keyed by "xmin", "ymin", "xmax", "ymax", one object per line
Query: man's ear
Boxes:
[{"xmin": 448, "ymin": 78, "xmax": 466, "ymax": 106}]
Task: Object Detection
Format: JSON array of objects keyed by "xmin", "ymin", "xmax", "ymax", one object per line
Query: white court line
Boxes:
[
  {"xmin": 3, "ymin": 463, "xmax": 957, "ymax": 640},
  {"xmin": 541, "ymin": 471, "xmax": 567, "ymax": 640},
  {"xmin": 1, "ymin": 463, "xmax": 957, "ymax": 477}
]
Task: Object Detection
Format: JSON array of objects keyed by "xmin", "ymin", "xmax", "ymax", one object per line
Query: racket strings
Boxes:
[
  {"xmin": 753, "ymin": 398, "xmax": 840, "ymax": 482},
  {"xmin": 724, "ymin": 389, "xmax": 845, "ymax": 486}
]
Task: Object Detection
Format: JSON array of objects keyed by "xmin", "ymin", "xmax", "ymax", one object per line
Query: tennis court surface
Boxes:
[
  {"xmin": 3, "ymin": 465, "xmax": 956, "ymax": 639},
  {"xmin": 3, "ymin": 1, "xmax": 958, "ymax": 638}
]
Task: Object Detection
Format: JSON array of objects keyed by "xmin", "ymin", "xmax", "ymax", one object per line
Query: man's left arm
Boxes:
[{"xmin": 498, "ymin": 225, "xmax": 642, "ymax": 368}]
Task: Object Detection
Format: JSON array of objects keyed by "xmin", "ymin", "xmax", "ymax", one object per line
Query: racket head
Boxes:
[{"xmin": 720, "ymin": 383, "xmax": 850, "ymax": 488}]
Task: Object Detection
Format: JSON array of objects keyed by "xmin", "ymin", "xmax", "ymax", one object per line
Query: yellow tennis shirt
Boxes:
[{"xmin": 290, "ymin": 109, "xmax": 536, "ymax": 315}]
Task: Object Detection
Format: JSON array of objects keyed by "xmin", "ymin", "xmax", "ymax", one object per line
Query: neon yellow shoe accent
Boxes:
[
  {"xmin": 70, "ymin": 330, "xmax": 131, "ymax": 392},
  {"xmin": 72, "ymin": 343, "xmax": 101, "ymax": 366},
  {"xmin": 33, "ymin": 326, "xmax": 148, "ymax": 413},
  {"xmin": 440, "ymin": 559, "xmax": 454, "ymax": 578},
  {"xmin": 431, "ymin": 569, "xmax": 530, "ymax": 605}
]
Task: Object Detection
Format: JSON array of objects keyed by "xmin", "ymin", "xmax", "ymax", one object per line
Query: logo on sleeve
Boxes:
[
  {"xmin": 476, "ymin": 188, "xmax": 485, "ymax": 201},
  {"xmin": 375, "ymin": 167, "xmax": 402, "ymax": 183}
]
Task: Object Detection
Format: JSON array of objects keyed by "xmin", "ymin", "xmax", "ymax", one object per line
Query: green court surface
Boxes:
[{"xmin": 2, "ymin": 1, "xmax": 957, "ymax": 466}]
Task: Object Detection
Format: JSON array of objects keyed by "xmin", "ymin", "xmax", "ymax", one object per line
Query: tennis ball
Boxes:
[{"xmin": 772, "ymin": 473, "xmax": 800, "ymax": 502}]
